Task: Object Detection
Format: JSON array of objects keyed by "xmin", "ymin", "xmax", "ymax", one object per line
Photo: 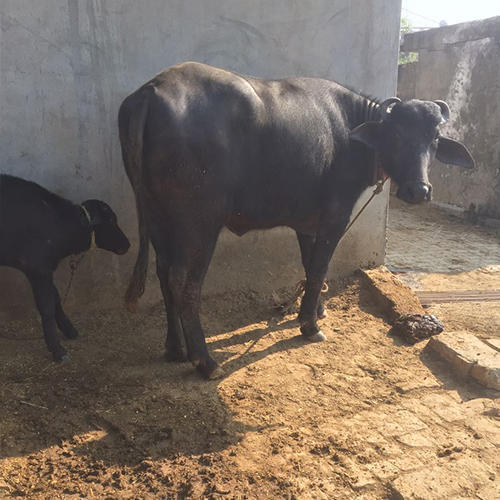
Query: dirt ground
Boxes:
[
  {"xmin": 387, "ymin": 197, "xmax": 500, "ymax": 342},
  {"xmin": 1, "ymin": 199, "xmax": 499, "ymax": 499}
]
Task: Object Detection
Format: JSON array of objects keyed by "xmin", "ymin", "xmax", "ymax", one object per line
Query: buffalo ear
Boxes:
[
  {"xmin": 436, "ymin": 137, "xmax": 475, "ymax": 169},
  {"xmin": 350, "ymin": 122, "xmax": 382, "ymax": 150}
]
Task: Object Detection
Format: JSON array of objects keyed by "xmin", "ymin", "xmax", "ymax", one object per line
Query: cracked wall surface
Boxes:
[
  {"xmin": 398, "ymin": 17, "xmax": 500, "ymax": 219},
  {"xmin": 0, "ymin": 0, "xmax": 401, "ymax": 315}
]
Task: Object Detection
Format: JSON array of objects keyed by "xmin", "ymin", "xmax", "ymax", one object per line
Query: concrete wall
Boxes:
[
  {"xmin": 0, "ymin": 0, "xmax": 401, "ymax": 317},
  {"xmin": 398, "ymin": 17, "xmax": 500, "ymax": 219}
]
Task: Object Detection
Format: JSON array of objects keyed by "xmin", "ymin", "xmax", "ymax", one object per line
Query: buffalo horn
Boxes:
[
  {"xmin": 379, "ymin": 97, "xmax": 401, "ymax": 117},
  {"xmin": 434, "ymin": 100, "xmax": 450, "ymax": 122}
]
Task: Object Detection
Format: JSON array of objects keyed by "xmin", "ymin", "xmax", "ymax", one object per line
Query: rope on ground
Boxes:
[{"xmin": 272, "ymin": 279, "xmax": 329, "ymax": 314}]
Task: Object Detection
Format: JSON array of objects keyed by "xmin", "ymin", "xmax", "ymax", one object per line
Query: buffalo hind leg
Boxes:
[
  {"xmin": 27, "ymin": 271, "xmax": 68, "ymax": 362},
  {"xmin": 296, "ymin": 232, "xmax": 326, "ymax": 319},
  {"xmin": 156, "ymin": 257, "xmax": 187, "ymax": 362},
  {"xmin": 167, "ymin": 227, "xmax": 222, "ymax": 379}
]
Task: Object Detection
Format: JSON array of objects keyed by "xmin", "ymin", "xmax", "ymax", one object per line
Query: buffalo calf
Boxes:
[{"xmin": 0, "ymin": 174, "xmax": 130, "ymax": 361}]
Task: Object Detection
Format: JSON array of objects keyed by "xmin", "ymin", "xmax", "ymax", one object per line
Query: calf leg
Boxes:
[
  {"xmin": 298, "ymin": 210, "xmax": 351, "ymax": 341},
  {"xmin": 296, "ymin": 232, "xmax": 326, "ymax": 319},
  {"xmin": 53, "ymin": 285, "xmax": 79, "ymax": 339},
  {"xmin": 27, "ymin": 272, "xmax": 68, "ymax": 361}
]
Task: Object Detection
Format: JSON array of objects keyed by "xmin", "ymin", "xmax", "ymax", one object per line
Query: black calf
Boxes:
[{"xmin": 0, "ymin": 174, "xmax": 130, "ymax": 361}]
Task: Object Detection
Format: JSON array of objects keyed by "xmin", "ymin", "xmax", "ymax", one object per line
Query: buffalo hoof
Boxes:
[
  {"xmin": 302, "ymin": 330, "xmax": 327, "ymax": 342},
  {"xmin": 164, "ymin": 350, "xmax": 188, "ymax": 363},
  {"xmin": 195, "ymin": 358, "xmax": 224, "ymax": 380},
  {"xmin": 62, "ymin": 326, "xmax": 79, "ymax": 340},
  {"xmin": 207, "ymin": 366, "xmax": 225, "ymax": 380}
]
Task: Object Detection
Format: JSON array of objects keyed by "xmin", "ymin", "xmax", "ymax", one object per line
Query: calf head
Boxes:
[
  {"xmin": 350, "ymin": 98, "xmax": 475, "ymax": 204},
  {"xmin": 81, "ymin": 200, "xmax": 130, "ymax": 254}
]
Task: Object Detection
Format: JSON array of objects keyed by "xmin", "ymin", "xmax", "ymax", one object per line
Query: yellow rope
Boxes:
[{"xmin": 80, "ymin": 205, "xmax": 96, "ymax": 250}]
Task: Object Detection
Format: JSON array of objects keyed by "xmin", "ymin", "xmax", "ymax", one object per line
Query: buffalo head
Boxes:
[{"xmin": 350, "ymin": 98, "xmax": 475, "ymax": 204}]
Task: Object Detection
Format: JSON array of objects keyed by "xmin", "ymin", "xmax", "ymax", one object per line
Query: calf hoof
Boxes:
[
  {"xmin": 195, "ymin": 357, "xmax": 224, "ymax": 380},
  {"xmin": 301, "ymin": 329, "xmax": 327, "ymax": 343},
  {"xmin": 53, "ymin": 350, "xmax": 70, "ymax": 363},
  {"xmin": 164, "ymin": 349, "xmax": 188, "ymax": 363}
]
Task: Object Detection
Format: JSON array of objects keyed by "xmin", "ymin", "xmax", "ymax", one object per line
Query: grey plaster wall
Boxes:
[
  {"xmin": 399, "ymin": 17, "xmax": 500, "ymax": 219},
  {"xmin": 1, "ymin": 0, "xmax": 401, "ymax": 316}
]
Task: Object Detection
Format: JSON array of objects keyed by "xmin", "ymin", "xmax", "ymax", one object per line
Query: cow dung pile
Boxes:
[{"xmin": 391, "ymin": 314, "xmax": 444, "ymax": 344}]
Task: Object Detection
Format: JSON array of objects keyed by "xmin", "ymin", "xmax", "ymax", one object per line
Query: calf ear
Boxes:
[
  {"xmin": 436, "ymin": 137, "xmax": 475, "ymax": 169},
  {"xmin": 350, "ymin": 122, "xmax": 382, "ymax": 150}
]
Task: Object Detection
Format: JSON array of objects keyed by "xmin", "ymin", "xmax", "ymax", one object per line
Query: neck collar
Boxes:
[{"xmin": 80, "ymin": 205, "xmax": 96, "ymax": 250}]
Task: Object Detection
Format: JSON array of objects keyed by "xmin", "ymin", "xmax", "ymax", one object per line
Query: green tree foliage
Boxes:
[{"xmin": 399, "ymin": 17, "xmax": 419, "ymax": 65}]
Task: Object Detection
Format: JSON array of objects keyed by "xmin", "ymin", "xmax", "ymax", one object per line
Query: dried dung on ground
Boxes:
[{"xmin": 391, "ymin": 314, "xmax": 444, "ymax": 344}]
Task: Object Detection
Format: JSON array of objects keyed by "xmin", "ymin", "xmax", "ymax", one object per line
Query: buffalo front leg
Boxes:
[
  {"xmin": 298, "ymin": 214, "xmax": 350, "ymax": 341},
  {"xmin": 27, "ymin": 272, "xmax": 68, "ymax": 362},
  {"xmin": 296, "ymin": 232, "xmax": 327, "ymax": 319}
]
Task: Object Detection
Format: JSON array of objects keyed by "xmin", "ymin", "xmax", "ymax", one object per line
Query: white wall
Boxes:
[{"xmin": 0, "ymin": 0, "xmax": 401, "ymax": 315}]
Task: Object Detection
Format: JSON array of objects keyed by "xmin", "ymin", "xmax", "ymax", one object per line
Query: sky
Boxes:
[{"xmin": 402, "ymin": 0, "xmax": 500, "ymax": 28}]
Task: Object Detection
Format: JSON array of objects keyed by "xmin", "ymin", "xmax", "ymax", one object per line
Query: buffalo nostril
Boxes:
[
  {"xmin": 410, "ymin": 184, "xmax": 429, "ymax": 203},
  {"xmin": 399, "ymin": 183, "xmax": 430, "ymax": 204}
]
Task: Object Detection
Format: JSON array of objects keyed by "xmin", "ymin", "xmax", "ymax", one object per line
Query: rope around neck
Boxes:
[
  {"xmin": 272, "ymin": 175, "xmax": 388, "ymax": 314},
  {"xmin": 80, "ymin": 204, "xmax": 96, "ymax": 250},
  {"xmin": 62, "ymin": 204, "xmax": 97, "ymax": 305},
  {"xmin": 341, "ymin": 177, "xmax": 388, "ymax": 238}
]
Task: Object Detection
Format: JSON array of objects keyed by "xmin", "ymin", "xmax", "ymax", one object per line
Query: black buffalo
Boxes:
[
  {"xmin": 119, "ymin": 62, "xmax": 474, "ymax": 378},
  {"xmin": 0, "ymin": 174, "xmax": 130, "ymax": 361}
]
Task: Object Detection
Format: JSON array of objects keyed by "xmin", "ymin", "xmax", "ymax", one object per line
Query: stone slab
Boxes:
[
  {"xmin": 358, "ymin": 266, "xmax": 426, "ymax": 322},
  {"xmin": 484, "ymin": 338, "xmax": 500, "ymax": 353},
  {"xmin": 388, "ymin": 456, "xmax": 495, "ymax": 499},
  {"xmin": 428, "ymin": 331, "xmax": 500, "ymax": 390}
]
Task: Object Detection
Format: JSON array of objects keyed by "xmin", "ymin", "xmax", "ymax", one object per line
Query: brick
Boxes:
[
  {"xmin": 366, "ymin": 456, "xmax": 422, "ymax": 481},
  {"xmin": 465, "ymin": 416, "xmax": 500, "ymax": 447},
  {"xmin": 374, "ymin": 410, "xmax": 428, "ymax": 436},
  {"xmin": 420, "ymin": 392, "xmax": 466, "ymax": 423},
  {"xmin": 395, "ymin": 431, "xmax": 435, "ymax": 448},
  {"xmin": 399, "ymin": 398, "xmax": 444, "ymax": 426},
  {"xmin": 389, "ymin": 457, "xmax": 494, "ymax": 499},
  {"xmin": 349, "ymin": 470, "xmax": 378, "ymax": 491},
  {"xmin": 483, "ymin": 338, "xmax": 500, "ymax": 352},
  {"xmin": 477, "ymin": 483, "xmax": 500, "ymax": 500},
  {"xmin": 395, "ymin": 378, "xmax": 441, "ymax": 394},
  {"xmin": 428, "ymin": 331, "xmax": 500, "ymax": 390}
]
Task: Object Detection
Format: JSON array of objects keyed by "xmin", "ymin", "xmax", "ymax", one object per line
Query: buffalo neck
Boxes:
[
  {"xmin": 343, "ymin": 91, "xmax": 383, "ymax": 186},
  {"xmin": 346, "ymin": 92, "xmax": 383, "ymax": 129}
]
